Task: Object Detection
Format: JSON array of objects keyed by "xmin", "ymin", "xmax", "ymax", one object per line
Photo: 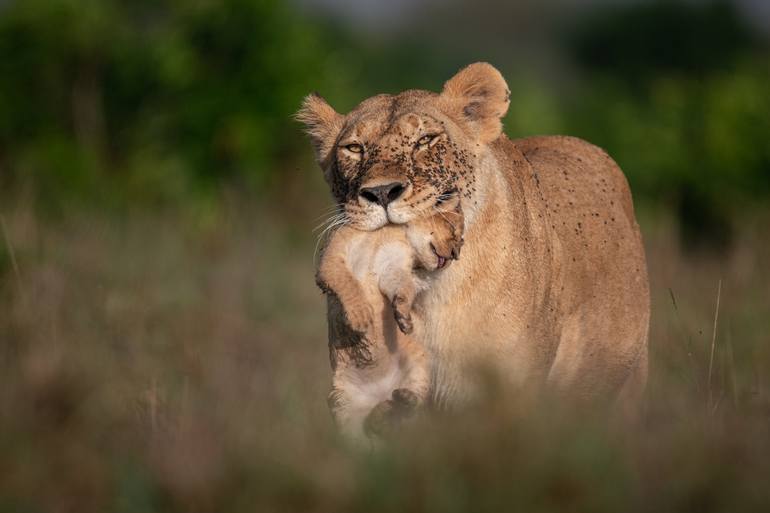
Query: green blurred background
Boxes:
[
  {"xmin": 1, "ymin": 0, "xmax": 768, "ymax": 247},
  {"xmin": 1, "ymin": 1, "xmax": 769, "ymax": 512}
]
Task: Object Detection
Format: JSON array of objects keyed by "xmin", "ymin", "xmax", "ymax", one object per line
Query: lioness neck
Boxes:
[{"xmin": 419, "ymin": 135, "xmax": 559, "ymax": 406}]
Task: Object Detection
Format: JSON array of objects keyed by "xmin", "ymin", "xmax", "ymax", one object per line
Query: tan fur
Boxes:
[
  {"xmin": 299, "ymin": 62, "xmax": 650, "ymax": 419},
  {"xmin": 318, "ymin": 200, "xmax": 464, "ymax": 441}
]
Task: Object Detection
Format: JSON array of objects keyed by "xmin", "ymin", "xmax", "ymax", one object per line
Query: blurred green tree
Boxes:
[
  {"xmin": 567, "ymin": 0, "xmax": 770, "ymax": 250},
  {"xmin": 0, "ymin": 0, "xmax": 346, "ymax": 206},
  {"xmin": 0, "ymin": 0, "xmax": 767, "ymax": 249}
]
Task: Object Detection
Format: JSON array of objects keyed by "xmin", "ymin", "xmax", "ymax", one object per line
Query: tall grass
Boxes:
[{"xmin": 0, "ymin": 197, "xmax": 768, "ymax": 512}]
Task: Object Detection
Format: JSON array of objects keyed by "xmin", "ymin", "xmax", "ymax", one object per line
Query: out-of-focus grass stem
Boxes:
[{"xmin": 708, "ymin": 279, "xmax": 722, "ymax": 413}]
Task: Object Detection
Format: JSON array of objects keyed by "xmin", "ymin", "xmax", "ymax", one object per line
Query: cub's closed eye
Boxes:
[
  {"xmin": 417, "ymin": 134, "xmax": 439, "ymax": 147},
  {"xmin": 344, "ymin": 143, "xmax": 363, "ymax": 153}
]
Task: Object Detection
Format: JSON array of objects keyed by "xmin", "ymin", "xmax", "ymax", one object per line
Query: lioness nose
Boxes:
[{"xmin": 359, "ymin": 182, "xmax": 406, "ymax": 207}]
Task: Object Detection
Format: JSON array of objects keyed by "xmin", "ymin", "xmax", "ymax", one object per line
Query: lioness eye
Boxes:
[
  {"xmin": 345, "ymin": 143, "xmax": 363, "ymax": 153},
  {"xmin": 435, "ymin": 188, "xmax": 458, "ymax": 205},
  {"xmin": 417, "ymin": 134, "xmax": 437, "ymax": 147}
]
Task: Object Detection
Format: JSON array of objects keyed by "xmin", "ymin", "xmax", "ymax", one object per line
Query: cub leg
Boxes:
[
  {"xmin": 377, "ymin": 265, "xmax": 417, "ymax": 335},
  {"xmin": 317, "ymin": 230, "xmax": 374, "ymax": 335},
  {"xmin": 394, "ymin": 335, "xmax": 430, "ymax": 407},
  {"xmin": 327, "ymin": 385, "xmax": 365, "ymax": 441},
  {"xmin": 364, "ymin": 334, "xmax": 431, "ymax": 439}
]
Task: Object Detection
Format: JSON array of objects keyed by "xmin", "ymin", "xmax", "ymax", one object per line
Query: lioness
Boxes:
[
  {"xmin": 298, "ymin": 62, "xmax": 649, "ymax": 415},
  {"xmin": 318, "ymin": 194, "xmax": 463, "ymax": 440}
]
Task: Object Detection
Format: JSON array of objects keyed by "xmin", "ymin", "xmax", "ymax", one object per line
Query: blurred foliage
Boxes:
[
  {"xmin": 0, "ymin": 0, "xmax": 768, "ymax": 247},
  {"xmin": 0, "ymin": 0, "xmax": 351, "ymax": 206},
  {"xmin": 561, "ymin": 58, "xmax": 770, "ymax": 250},
  {"xmin": 571, "ymin": 0, "xmax": 755, "ymax": 82},
  {"xmin": 565, "ymin": 0, "xmax": 770, "ymax": 249}
]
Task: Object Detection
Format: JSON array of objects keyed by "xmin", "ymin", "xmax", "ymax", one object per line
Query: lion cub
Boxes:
[{"xmin": 317, "ymin": 196, "xmax": 464, "ymax": 441}]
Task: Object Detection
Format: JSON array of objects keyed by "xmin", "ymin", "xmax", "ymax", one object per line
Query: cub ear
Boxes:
[
  {"xmin": 295, "ymin": 93, "xmax": 344, "ymax": 164},
  {"xmin": 439, "ymin": 62, "xmax": 510, "ymax": 143}
]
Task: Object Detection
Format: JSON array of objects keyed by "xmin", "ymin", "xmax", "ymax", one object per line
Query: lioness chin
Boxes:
[{"xmin": 299, "ymin": 62, "xmax": 650, "ymax": 421}]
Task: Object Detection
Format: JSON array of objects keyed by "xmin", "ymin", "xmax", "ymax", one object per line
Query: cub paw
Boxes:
[
  {"xmin": 449, "ymin": 236, "xmax": 464, "ymax": 259},
  {"xmin": 363, "ymin": 389, "xmax": 422, "ymax": 438},
  {"xmin": 344, "ymin": 301, "xmax": 374, "ymax": 334},
  {"xmin": 432, "ymin": 236, "xmax": 464, "ymax": 262},
  {"xmin": 392, "ymin": 295, "xmax": 413, "ymax": 334},
  {"xmin": 363, "ymin": 399, "xmax": 396, "ymax": 438},
  {"xmin": 392, "ymin": 388, "xmax": 421, "ymax": 411}
]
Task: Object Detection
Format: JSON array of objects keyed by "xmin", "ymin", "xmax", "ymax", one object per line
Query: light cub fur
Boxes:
[{"xmin": 318, "ymin": 197, "xmax": 463, "ymax": 441}]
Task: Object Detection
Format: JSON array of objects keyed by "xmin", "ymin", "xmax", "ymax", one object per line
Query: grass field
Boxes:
[{"xmin": 1, "ymin": 193, "xmax": 768, "ymax": 513}]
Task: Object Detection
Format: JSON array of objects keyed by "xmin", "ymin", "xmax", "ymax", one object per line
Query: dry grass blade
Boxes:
[
  {"xmin": 0, "ymin": 213, "xmax": 24, "ymax": 300},
  {"xmin": 668, "ymin": 287, "xmax": 700, "ymax": 390},
  {"xmin": 707, "ymin": 279, "xmax": 722, "ymax": 412}
]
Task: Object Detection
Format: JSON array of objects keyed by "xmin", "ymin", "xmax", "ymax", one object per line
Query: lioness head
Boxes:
[{"xmin": 297, "ymin": 62, "xmax": 510, "ymax": 231}]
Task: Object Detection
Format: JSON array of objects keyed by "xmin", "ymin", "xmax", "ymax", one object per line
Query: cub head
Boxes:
[
  {"xmin": 297, "ymin": 62, "xmax": 510, "ymax": 231},
  {"xmin": 407, "ymin": 192, "xmax": 465, "ymax": 272}
]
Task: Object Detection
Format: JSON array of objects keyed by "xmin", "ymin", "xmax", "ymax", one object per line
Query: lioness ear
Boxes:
[
  {"xmin": 440, "ymin": 62, "xmax": 510, "ymax": 143},
  {"xmin": 295, "ymin": 93, "xmax": 344, "ymax": 164}
]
